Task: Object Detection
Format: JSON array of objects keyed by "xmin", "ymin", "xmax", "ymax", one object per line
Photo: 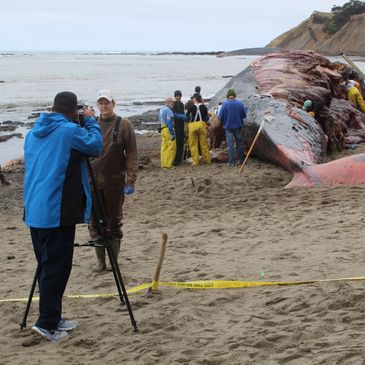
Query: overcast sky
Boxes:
[{"xmin": 1, "ymin": 0, "xmax": 349, "ymax": 52}]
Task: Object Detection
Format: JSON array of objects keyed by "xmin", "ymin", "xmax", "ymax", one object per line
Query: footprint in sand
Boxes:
[{"xmin": 21, "ymin": 335, "xmax": 42, "ymax": 347}]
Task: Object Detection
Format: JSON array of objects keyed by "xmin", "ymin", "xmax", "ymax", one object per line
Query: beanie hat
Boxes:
[
  {"xmin": 227, "ymin": 89, "xmax": 236, "ymax": 98},
  {"xmin": 302, "ymin": 100, "xmax": 313, "ymax": 111},
  {"xmin": 174, "ymin": 90, "xmax": 182, "ymax": 97}
]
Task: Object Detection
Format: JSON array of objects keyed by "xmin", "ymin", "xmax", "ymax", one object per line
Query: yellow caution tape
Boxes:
[
  {"xmin": 2, "ymin": 277, "xmax": 365, "ymax": 303},
  {"xmin": 151, "ymin": 280, "xmax": 159, "ymax": 291}
]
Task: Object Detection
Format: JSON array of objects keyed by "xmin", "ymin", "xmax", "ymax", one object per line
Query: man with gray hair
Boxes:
[{"xmin": 160, "ymin": 97, "xmax": 176, "ymax": 168}]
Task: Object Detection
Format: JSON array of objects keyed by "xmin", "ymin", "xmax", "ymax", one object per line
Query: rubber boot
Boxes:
[
  {"xmin": 113, "ymin": 238, "xmax": 121, "ymax": 259},
  {"xmin": 94, "ymin": 246, "xmax": 106, "ymax": 272},
  {"xmin": 335, "ymin": 138, "xmax": 342, "ymax": 153},
  {"xmin": 328, "ymin": 139, "xmax": 338, "ymax": 155},
  {"xmin": 107, "ymin": 238, "xmax": 121, "ymax": 271}
]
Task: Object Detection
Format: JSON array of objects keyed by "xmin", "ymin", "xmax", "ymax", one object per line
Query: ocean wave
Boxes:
[
  {"xmin": 131, "ymin": 100, "xmax": 164, "ymax": 106},
  {"xmin": 0, "ymin": 102, "xmax": 50, "ymax": 110},
  {"xmin": 0, "ymin": 53, "xmax": 30, "ymax": 57}
]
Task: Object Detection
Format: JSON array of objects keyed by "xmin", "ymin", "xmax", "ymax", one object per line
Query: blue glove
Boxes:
[
  {"xmin": 173, "ymin": 113, "xmax": 185, "ymax": 120},
  {"xmin": 123, "ymin": 185, "xmax": 134, "ymax": 195}
]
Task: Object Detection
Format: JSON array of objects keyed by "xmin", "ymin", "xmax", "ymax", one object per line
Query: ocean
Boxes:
[{"xmin": 0, "ymin": 52, "xmax": 254, "ymax": 164}]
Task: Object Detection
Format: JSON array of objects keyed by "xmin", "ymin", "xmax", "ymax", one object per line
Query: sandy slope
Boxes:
[
  {"xmin": 1, "ymin": 135, "xmax": 365, "ymax": 364},
  {"xmin": 267, "ymin": 11, "xmax": 365, "ymax": 56}
]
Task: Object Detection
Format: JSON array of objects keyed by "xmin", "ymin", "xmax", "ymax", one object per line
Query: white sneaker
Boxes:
[
  {"xmin": 32, "ymin": 326, "xmax": 68, "ymax": 342},
  {"xmin": 57, "ymin": 319, "xmax": 78, "ymax": 331}
]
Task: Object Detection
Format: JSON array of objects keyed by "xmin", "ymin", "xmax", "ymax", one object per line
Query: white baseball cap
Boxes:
[{"xmin": 97, "ymin": 89, "xmax": 114, "ymax": 102}]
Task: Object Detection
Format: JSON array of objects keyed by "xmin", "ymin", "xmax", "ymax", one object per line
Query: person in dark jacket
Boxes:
[
  {"xmin": 172, "ymin": 90, "xmax": 186, "ymax": 164},
  {"xmin": 186, "ymin": 93, "xmax": 211, "ymax": 166},
  {"xmin": 24, "ymin": 91, "xmax": 103, "ymax": 342},
  {"xmin": 218, "ymin": 89, "xmax": 247, "ymax": 166}
]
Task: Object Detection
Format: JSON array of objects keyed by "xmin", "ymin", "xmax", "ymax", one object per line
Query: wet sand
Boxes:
[{"xmin": 1, "ymin": 135, "xmax": 365, "ymax": 364}]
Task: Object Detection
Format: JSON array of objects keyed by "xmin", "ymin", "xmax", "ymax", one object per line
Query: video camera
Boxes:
[{"xmin": 76, "ymin": 103, "xmax": 95, "ymax": 126}]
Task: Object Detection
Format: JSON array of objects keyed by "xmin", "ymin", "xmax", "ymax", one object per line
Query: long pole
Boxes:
[
  {"xmin": 341, "ymin": 53, "xmax": 365, "ymax": 79},
  {"xmin": 239, "ymin": 119, "xmax": 265, "ymax": 174}
]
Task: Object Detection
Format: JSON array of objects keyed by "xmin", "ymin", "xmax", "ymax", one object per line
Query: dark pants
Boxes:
[
  {"xmin": 174, "ymin": 119, "xmax": 185, "ymax": 164},
  {"xmin": 225, "ymin": 128, "xmax": 245, "ymax": 165},
  {"xmin": 30, "ymin": 225, "xmax": 75, "ymax": 330}
]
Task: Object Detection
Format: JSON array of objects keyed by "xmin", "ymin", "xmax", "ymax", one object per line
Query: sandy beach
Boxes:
[{"xmin": 1, "ymin": 134, "xmax": 365, "ymax": 364}]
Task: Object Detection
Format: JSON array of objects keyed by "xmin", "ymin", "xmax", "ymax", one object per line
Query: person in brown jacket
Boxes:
[{"xmin": 89, "ymin": 90, "xmax": 137, "ymax": 272}]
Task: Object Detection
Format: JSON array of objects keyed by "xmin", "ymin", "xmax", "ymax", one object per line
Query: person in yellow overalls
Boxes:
[
  {"xmin": 345, "ymin": 80, "xmax": 365, "ymax": 113},
  {"xmin": 160, "ymin": 97, "xmax": 177, "ymax": 168},
  {"xmin": 186, "ymin": 93, "xmax": 211, "ymax": 166}
]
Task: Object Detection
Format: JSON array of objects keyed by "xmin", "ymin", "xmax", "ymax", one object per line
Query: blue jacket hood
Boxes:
[{"xmin": 32, "ymin": 112, "xmax": 73, "ymax": 138}]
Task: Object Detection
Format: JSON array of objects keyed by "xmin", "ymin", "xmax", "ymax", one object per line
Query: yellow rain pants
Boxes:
[
  {"xmin": 188, "ymin": 121, "xmax": 211, "ymax": 166},
  {"xmin": 348, "ymin": 86, "xmax": 365, "ymax": 113},
  {"xmin": 160, "ymin": 127, "xmax": 176, "ymax": 168}
]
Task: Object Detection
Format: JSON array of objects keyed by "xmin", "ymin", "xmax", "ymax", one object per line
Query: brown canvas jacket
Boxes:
[{"xmin": 91, "ymin": 114, "xmax": 137, "ymax": 190}]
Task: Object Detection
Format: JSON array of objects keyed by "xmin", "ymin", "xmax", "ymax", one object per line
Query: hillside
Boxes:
[{"xmin": 267, "ymin": 11, "xmax": 365, "ymax": 56}]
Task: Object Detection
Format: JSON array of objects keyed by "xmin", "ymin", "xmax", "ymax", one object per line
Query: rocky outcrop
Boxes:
[
  {"xmin": 0, "ymin": 125, "xmax": 17, "ymax": 132},
  {"xmin": 128, "ymin": 109, "xmax": 159, "ymax": 131},
  {"xmin": 0, "ymin": 133, "xmax": 23, "ymax": 143}
]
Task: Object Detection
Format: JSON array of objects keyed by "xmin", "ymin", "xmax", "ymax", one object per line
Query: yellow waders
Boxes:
[
  {"xmin": 161, "ymin": 127, "xmax": 176, "ymax": 168},
  {"xmin": 348, "ymin": 86, "xmax": 365, "ymax": 113},
  {"xmin": 188, "ymin": 121, "xmax": 211, "ymax": 166}
]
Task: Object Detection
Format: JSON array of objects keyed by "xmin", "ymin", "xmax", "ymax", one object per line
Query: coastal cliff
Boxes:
[{"xmin": 267, "ymin": 11, "xmax": 365, "ymax": 56}]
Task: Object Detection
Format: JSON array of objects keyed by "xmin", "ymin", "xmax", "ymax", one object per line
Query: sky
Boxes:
[{"xmin": 1, "ymin": 0, "xmax": 350, "ymax": 52}]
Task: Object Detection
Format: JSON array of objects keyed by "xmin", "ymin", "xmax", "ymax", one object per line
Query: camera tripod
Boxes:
[{"xmin": 20, "ymin": 157, "xmax": 139, "ymax": 333}]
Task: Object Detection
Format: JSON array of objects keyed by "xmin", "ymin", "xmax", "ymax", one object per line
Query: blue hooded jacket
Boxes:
[
  {"xmin": 159, "ymin": 106, "xmax": 176, "ymax": 139},
  {"xmin": 24, "ymin": 112, "xmax": 103, "ymax": 228}
]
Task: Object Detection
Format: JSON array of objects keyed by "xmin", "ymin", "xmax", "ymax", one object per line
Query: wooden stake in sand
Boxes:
[
  {"xmin": 239, "ymin": 118, "xmax": 266, "ymax": 174},
  {"xmin": 148, "ymin": 233, "xmax": 168, "ymax": 294}
]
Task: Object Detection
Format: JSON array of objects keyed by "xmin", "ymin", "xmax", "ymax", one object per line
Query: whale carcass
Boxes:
[{"xmin": 209, "ymin": 50, "xmax": 365, "ymax": 187}]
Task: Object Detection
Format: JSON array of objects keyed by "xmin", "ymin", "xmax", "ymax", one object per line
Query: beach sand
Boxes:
[{"xmin": 1, "ymin": 134, "xmax": 365, "ymax": 364}]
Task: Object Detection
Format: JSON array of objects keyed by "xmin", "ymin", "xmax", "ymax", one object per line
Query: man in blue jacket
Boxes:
[
  {"xmin": 218, "ymin": 89, "xmax": 247, "ymax": 166},
  {"xmin": 24, "ymin": 91, "xmax": 103, "ymax": 342}
]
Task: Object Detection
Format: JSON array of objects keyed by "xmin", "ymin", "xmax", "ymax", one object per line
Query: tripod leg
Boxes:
[
  {"xmin": 105, "ymin": 240, "xmax": 125, "ymax": 305},
  {"xmin": 106, "ymin": 243, "xmax": 139, "ymax": 333},
  {"xmin": 20, "ymin": 265, "xmax": 39, "ymax": 330},
  {"xmin": 85, "ymin": 158, "xmax": 138, "ymax": 332}
]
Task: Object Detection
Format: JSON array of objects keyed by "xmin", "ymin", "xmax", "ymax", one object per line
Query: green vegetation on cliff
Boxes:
[
  {"xmin": 267, "ymin": 0, "xmax": 365, "ymax": 55},
  {"xmin": 327, "ymin": 0, "xmax": 365, "ymax": 33}
]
